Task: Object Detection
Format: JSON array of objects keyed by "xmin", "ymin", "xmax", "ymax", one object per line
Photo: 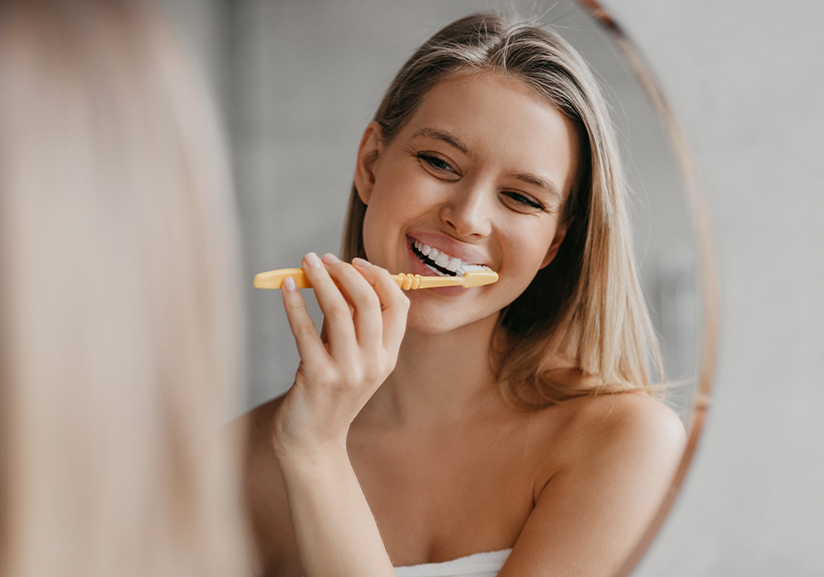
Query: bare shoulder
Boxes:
[
  {"xmin": 238, "ymin": 395, "xmax": 289, "ymax": 515},
  {"xmin": 569, "ymin": 391, "xmax": 684, "ymax": 441},
  {"xmin": 556, "ymin": 392, "xmax": 685, "ymax": 466},
  {"xmin": 530, "ymin": 391, "xmax": 687, "ymax": 494},
  {"xmin": 499, "ymin": 393, "xmax": 686, "ymax": 576},
  {"xmin": 231, "ymin": 393, "xmax": 287, "ymax": 501},
  {"xmin": 232, "ymin": 395, "xmax": 300, "ymax": 575},
  {"xmin": 242, "ymin": 395, "xmax": 285, "ymax": 450}
]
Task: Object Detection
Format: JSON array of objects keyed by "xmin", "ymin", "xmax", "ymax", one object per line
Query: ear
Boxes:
[
  {"xmin": 540, "ymin": 218, "xmax": 571, "ymax": 269},
  {"xmin": 353, "ymin": 121, "xmax": 384, "ymax": 205}
]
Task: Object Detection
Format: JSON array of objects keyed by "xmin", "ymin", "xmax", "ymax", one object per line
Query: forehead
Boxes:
[{"xmin": 398, "ymin": 71, "xmax": 578, "ymax": 198}]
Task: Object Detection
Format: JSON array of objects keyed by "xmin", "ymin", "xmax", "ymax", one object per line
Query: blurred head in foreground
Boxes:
[{"xmin": 0, "ymin": 1, "xmax": 250, "ymax": 575}]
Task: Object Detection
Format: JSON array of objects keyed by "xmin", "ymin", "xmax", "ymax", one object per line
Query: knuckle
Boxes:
[
  {"xmin": 388, "ymin": 293, "xmax": 410, "ymax": 314},
  {"xmin": 370, "ymin": 352, "xmax": 395, "ymax": 379},
  {"xmin": 334, "ymin": 261, "xmax": 357, "ymax": 279},
  {"xmin": 303, "ymin": 264, "xmax": 326, "ymax": 281},
  {"xmin": 294, "ymin": 322, "xmax": 316, "ymax": 339},
  {"xmin": 284, "ymin": 297, "xmax": 304, "ymax": 312},
  {"xmin": 377, "ymin": 267, "xmax": 394, "ymax": 282},
  {"xmin": 338, "ymin": 366, "xmax": 363, "ymax": 389},
  {"xmin": 315, "ymin": 365, "xmax": 338, "ymax": 386},
  {"xmin": 359, "ymin": 291, "xmax": 382, "ymax": 311},
  {"xmin": 364, "ymin": 366, "xmax": 384, "ymax": 385},
  {"xmin": 326, "ymin": 367, "xmax": 344, "ymax": 385},
  {"xmin": 380, "ymin": 353, "xmax": 397, "ymax": 372},
  {"xmin": 325, "ymin": 302, "xmax": 351, "ymax": 321}
]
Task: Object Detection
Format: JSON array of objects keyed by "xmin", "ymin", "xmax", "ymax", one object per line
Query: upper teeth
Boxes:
[{"xmin": 413, "ymin": 239, "xmax": 475, "ymax": 276}]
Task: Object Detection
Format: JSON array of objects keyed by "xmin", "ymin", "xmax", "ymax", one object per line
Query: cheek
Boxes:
[
  {"xmin": 360, "ymin": 184, "xmax": 415, "ymax": 263},
  {"xmin": 362, "ymin": 177, "xmax": 434, "ymax": 237},
  {"xmin": 500, "ymin": 223, "xmax": 558, "ymax": 274},
  {"xmin": 360, "ymin": 205, "xmax": 384, "ymax": 263}
]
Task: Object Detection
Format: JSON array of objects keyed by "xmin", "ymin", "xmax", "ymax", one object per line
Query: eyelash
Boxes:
[
  {"xmin": 417, "ymin": 152, "xmax": 455, "ymax": 173},
  {"xmin": 416, "ymin": 152, "xmax": 545, "ymax": 211},
  {"xmin": 504, "ymin": 191, "xmax": 544, "ymax": 210}
]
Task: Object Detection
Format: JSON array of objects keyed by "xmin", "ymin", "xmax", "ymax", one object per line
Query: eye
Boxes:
[
  {"xmin": 501, "ymin": 191, "xmax": 545, "ymax": 212},
  {"xmin": 417, "ymin": 153, "xmax": 460, "ymax": 179}
]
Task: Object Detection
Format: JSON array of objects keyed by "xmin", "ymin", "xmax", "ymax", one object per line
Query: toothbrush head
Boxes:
[{"xmin": 459, "ymin": 266, "xmax": 498, "ymax": 287}]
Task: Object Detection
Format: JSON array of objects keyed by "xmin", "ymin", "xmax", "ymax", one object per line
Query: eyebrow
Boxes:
[{"xmin": 411, "ymin": 128, "xmax": 470, "ymax": 155}]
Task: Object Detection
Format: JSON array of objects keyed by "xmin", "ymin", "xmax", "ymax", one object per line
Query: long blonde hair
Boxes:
[
  {"xmin": 0, "ymin": 1, "xmax": 250, "ymax": 575},
  {"xmin": 342, "ymin": 13, "xmax": 662, "ymax": 407}
]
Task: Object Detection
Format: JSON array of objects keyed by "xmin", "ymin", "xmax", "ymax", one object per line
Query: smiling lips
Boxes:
[{"xmin": 410, "ymin": 238, "xmax": 483, "ymax": 277}]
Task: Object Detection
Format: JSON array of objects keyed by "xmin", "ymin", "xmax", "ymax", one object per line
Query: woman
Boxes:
[
  {"xmin": 0, "ymin": 1, "xmax": 251, "ymax": 575},
  {"xmin": 243, "ymin": 13, "xmax": 685, "ymax": 577}
]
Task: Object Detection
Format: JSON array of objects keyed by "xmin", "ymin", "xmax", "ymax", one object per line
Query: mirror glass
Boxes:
[
  {"xmin": 160, "ymin": 0, "xmax": 711, "ymax": 570},
  {"xmin": 178, "ymin": 0, "xmax": 701, "ymax": 422}
]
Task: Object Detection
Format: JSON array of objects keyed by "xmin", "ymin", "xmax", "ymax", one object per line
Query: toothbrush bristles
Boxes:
[{"xmin": 459, "ymin": 266, "xmax": 498, "ymax": 287}]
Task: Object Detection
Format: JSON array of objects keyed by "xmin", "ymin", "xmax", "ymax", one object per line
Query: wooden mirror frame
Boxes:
[{"xmin": 574, "ymin": 2, "xmax": 719, "ymax": 574}]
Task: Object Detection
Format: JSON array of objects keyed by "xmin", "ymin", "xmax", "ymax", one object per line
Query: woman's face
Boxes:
[{"xmin": 354, "ymin": 71, "xmax": 578, "ymax": 334}]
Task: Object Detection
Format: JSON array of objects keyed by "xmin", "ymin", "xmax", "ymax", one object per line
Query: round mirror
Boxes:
[{"xmin": 160, "ymin": 0, "xmax": 716, "ymax": 573}]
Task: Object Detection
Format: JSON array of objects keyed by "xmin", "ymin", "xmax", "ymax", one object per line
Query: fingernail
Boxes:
[
  {"xmin": 283, "ymin": 276, "xmax": 297, "ymax": 292},
  {"xmin": 322, "ymin": 253, "xmax": 340, "ymax": 265},
  {"xmin": 304, "ymin": 252, "xmax": 321, "ymax": 268},
  {"xmin": 352, "ymin": 257, "xmax": 372, "ymax": 267}
]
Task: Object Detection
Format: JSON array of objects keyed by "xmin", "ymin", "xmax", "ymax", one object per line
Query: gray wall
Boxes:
[{"xmin": 600, "ymin": 0, "xmax": 824, "ymax": 575}]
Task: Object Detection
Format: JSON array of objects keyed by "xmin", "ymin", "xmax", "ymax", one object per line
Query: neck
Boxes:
[{"xmin": 362, "ymin": 313, "xmax": 503, "ymax": 428}]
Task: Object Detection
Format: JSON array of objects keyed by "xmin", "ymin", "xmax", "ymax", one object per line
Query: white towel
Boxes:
[{"xmin": 394, "ymin": 549, "xmax": 511, "ymax": 577}]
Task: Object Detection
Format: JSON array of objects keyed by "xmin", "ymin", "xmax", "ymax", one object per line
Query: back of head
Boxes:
[
  {"xmin": 343, "ymin": 13, "xmax": 661, "ymax": 405},
  {"xmin": 0, "ymin": 0, "xmax": 250, "ymax": 575}
]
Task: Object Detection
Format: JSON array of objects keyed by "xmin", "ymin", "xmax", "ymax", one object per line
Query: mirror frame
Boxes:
[{"xmin": 574, "ymin": 1, "xmax": 719, "ymax": 574}]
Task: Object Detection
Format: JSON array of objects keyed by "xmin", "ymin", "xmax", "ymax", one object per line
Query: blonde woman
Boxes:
[
  {"xmin": 0, "ymin": 1, "xmax": 250, "ymax": 575},
  {"xmin": 243, "ymin": 13, "xmax": 686, "ymax": 577}
]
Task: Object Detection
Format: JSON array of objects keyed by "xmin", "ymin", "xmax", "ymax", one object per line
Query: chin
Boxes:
[
  {"xmin": 405, "ymin": 315, "xmax": 458, "ymax": 336},
  {"xmin": 404, "ymin": 299, "xmax": 500, "ymax": 336}
]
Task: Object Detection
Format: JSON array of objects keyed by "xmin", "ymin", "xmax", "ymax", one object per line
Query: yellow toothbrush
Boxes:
[{"xmin": 253, "ymin": 266, "xmax": 498, "ymax": 290}]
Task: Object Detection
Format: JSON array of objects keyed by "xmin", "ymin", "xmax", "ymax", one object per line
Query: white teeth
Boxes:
[
  {"xmin": 411, "ymin": 238, "xmax": 480, "ymax": 276},
  {"xmin": 434, "ymin": 252, "xmax": 450, "ymax": 267}
]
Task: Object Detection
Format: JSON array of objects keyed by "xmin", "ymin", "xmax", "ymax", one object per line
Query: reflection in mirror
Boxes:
[
  {"xmin": 159, "ymin": 1, "xmax": 711, "ymax": 575},
  {"xmin": 201, "ymin": 0, "xmax": 700, "ymax": 419}
]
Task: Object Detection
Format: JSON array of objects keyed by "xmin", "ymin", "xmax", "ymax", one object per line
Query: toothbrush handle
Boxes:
[
  {"xmin": 392, "ymin": 273, "xmax": 463, "ymax": 289},
  {"xmin": 253, "ymin": 268, "xmax": 464, "ymax": 290},
  {"xmin": 253, "ymin": 268, "xmax": 312, "ymax": 289}
]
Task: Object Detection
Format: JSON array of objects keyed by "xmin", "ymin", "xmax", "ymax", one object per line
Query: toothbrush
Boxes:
[{"xmin": 253, "ymin": 266, "xmax": 498, "ymax": 290}]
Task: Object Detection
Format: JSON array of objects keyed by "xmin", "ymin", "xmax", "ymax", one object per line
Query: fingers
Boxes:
[
  {"xmin": 350, "ymin": 258, "xmax": 409, "ymax": 353},
  {"xmin": 287, "ymin": 252, "xmax": 409, "ymax": 368},
  {"xmin": 301, "ymin": 252, "xmax": 358, "ymax": 358},
  {"xmin": 281, "ymin": 273, "xmax": 329, "ymax": 365},
  {"xmin": 319, "ymin": 254, "xmax": 384, "ymax": 352}
]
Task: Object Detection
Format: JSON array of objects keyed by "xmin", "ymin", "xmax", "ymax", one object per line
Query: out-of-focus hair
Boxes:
[
  {"xmin": 0, "ymin": 1, "xmax": 250, "ymax": 575},
  {"xmin": 342, "ymin": 13, "xmax": 662, "ymax": 407}
]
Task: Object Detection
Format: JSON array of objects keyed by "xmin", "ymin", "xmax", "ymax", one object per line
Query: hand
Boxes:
[{"xmin": 271, "ymin": 252, "xmax": 409, "ymax": 458}]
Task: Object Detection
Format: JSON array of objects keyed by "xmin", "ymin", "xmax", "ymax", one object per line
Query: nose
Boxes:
[{"xmin": 439, "ymin": 179, "xmax": 494, "ymax": 239}]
